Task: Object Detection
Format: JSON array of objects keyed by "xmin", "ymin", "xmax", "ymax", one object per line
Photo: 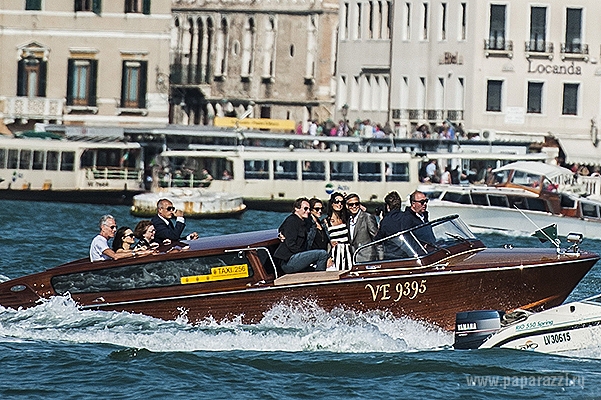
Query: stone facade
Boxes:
[
  {"xmin": 0, "ymin": 1, "xmax": 171, "ymax": 132},
  {"xmin": 170, "ymin": 0, "xmax": 339, "ymax": 129}
]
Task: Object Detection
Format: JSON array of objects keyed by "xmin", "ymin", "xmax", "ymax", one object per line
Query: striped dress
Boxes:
[{"xmin": 328, "ymin": 223, "xmax": 353, "ymax": 270}]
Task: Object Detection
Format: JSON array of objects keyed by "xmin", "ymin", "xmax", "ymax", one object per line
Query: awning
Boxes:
[{"xmin": 556, "ymin": 137, "xmax": 601, "ymax": 166}]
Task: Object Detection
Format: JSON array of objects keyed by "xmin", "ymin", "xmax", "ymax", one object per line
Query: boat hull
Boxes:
[
  {"xmin": 79, "ymin": 253, "xmax": 596, "ymax": 330},
  {"xmin": 0, "ymin": 188, "xmax": 143, "ymax": 205}
]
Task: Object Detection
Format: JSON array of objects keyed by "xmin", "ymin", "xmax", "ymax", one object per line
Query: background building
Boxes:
[
  {"xmin": 170, "ymin": 0, "xmax": 339, "ymax": 129},
  {"xmin": 337, "ymin": 0, "xmax": 601, "ymax": 164},
  {"xmin": 0, "ymin": 0, "xmax": 171, "ymax": 133}
]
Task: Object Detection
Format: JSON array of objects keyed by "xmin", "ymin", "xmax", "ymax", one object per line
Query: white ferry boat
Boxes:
[
  {"xmin": 155, "ymin": 144, "xmax": 552, "ymax": 211},
  {"xmin": 0, "ymin": 133, "xmax": 144, "ymax": 204},
  {"xmin": 421, "ymin": 161, "xmax": 601, "ymax": 239}
]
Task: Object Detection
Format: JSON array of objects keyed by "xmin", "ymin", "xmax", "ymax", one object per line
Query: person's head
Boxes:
[
  {"xmin": 345, "ymin": 193, "xmax": 361, "ymax": 216},
  {"xmin": 157, "ymin": 198, "xmax": 175, "ymax": 219},
  {"xmin": 292, "ymin": 197, "xmax": 310, "ymax": 219},
  {"xmin": 309, "ymin": 197, "xmax": 324, "ymax": 220},
  {"xmin": 134, "ymin": 220, "xmax": 155, "ymax": 241},
  {"xmin": 409, "ymin": 190, "xmax": 429, "ymax": 215},
  {"xmin": 327, "ymin": 192, "xmax": 347, "ymax": 220},
  {"xmin": 99, "ymin": 214, "xmax": 117, "ymax": 239},
  {"xmin": 113, "ymin": 226, "xmax": 135, "ymax": 251},
  {"xmin": 384, "ymin": 191, "xmax": 402, "ymax": 212}
]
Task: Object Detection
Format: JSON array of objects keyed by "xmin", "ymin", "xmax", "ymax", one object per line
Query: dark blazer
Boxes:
[
  {"xmin": 400, "ymin": 208, "xmax": 435, "ymax": 244},
  {"xmin": 151, "ymin": 215, "xmax": 186, "ymax": 242},
  {"xmin": 273, "ymin": 213, "xmax": 308, "ymax": 262},
  {"xmin": 348, "ymin": 210, "xmax": 379, "ymax": 262}
]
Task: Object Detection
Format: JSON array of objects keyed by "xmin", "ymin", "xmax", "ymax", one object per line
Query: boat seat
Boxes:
[{"xmin": 273, "ymin": 270, "xmax": 346, "ymax": 286}]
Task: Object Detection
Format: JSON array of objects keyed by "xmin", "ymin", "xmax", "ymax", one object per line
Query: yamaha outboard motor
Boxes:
[{"xmin": 454, "ymin": 310, "xmax": 502, "ymax": 349}]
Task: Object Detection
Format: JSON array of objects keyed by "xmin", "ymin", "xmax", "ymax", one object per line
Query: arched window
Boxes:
[{"xmin": 241, "ymin": 18, "xmax": 255, "ymax": 78}]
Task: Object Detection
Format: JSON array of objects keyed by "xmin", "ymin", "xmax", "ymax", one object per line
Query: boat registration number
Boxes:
[{"xmin": 180, "ymin": 264, "xmax": 250, "ymax": 284}]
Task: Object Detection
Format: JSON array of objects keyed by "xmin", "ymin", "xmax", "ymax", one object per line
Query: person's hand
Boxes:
[
  {"xmin": 278, "ymin": 233, "xmax": 286, "ymax": 242},
  {"xmin": 331, "ymin": 241, "xmax": 338, "ymax": 247},
  {"xmin": 162, "ymin": 238, "xmax": 172, "ymax": 245},
  {"xmin": 175, "ymin": 209, "xmax": 184, "ymax": 217},
  {"xmin": 188, "ymin": 232, "xmax": 199, "ymax": 240}
]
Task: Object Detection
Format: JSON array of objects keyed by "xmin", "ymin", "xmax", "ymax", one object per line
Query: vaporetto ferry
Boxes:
[
  {"xmin": 0, "ymin": 133, "xmax": 144, "ymax": 204},
  {"xmin": 156, "ymin": 142, "xmax": 552, "ymax": 210}
]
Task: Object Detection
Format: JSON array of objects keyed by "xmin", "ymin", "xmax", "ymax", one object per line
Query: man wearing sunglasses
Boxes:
[
  {"xmin": 400, "ymin": 190, "xmax": 436, "ymax": 244},
  {"xmin": 90, "ymin": 214, "xmax": 138, "ymax": 261},
  {"xmin": 274, "ymin": 197, "xmax": 329, "ymax": 274},
  {"xmin": 152, "ymin": 198, "xmax": 199, "ymax": 244},
  {"xmin": 346, "ymin": 193, "xmax": 379, "ymax": 263}
]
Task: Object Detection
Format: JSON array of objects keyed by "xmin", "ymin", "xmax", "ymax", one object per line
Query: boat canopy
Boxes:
[{"xmin": 493, "ymin": 162, "xmax": 573, "ymax": 180}]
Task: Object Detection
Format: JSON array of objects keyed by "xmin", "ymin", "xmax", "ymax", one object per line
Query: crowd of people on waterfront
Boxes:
[{"xmin": 89, "ymin": 190, "xmax": 433, "ymax": 276}]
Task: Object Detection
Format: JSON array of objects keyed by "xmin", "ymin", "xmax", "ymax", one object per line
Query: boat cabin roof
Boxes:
[{"xmin": 494, "ymin": 161, "xmax": 572, "ymax": 180}]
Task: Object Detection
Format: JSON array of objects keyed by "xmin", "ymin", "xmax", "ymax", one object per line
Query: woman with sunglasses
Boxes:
[
  {"xmin": 112, "ymin": 227, "xmax": 137, "ymax": 253},
  {"xmin": 326, "ymin": 192, "xmax": 353, "ymax": 270},
  {"xmin": 307, "ymin": 198, "xmax": 329, "ymax": 252},
  {"xmin": 133, "ymin": 220, "xmax": 160, "ymax": 251}
]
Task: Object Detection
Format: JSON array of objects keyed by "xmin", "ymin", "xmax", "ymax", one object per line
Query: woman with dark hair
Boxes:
[
  {"xmin": 133, "ymin": 220, "xmax": 159, "ymax": 251},
  {"xmin": 307, "ymin": 197, "xmax": 329, "ymax": 251},
  {"xmin": 112, "ymin": 226, "xmax": 136, "ymax": 253},
  {"xmin": 326, "ymin": 192, "xmax": 353, "ymax": 270}
]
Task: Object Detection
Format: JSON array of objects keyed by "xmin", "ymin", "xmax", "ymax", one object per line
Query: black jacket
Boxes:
[{"xmin": 274, "ymin": 214, "xmax": 308, "ymax": 262}]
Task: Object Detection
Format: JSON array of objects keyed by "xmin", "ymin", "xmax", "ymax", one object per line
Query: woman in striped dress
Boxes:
[{"xmin": 326, "ymin": 192, "xmax": 353, "ymax": 270}]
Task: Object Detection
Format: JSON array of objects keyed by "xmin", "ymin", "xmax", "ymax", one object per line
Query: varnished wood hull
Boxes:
[{"xmin": 0, "ymin": 227, "xmax": 597, "ymax": 331}]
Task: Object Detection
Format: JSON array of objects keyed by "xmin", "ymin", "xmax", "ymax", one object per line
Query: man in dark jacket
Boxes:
[
  {"xmin": 274, "ymin": 197, "xmax": 329, "ymax": 274},
  {"xmin": 151, "ymin": 198, "xmax": 199, "ymax": 243},
  {"xmin": 374, "ymin": 191, "xmax": 406, "ymax": 259},
  {"xmin": 400, "ymin": 191, "xmax": 436, "ymax": 245}
]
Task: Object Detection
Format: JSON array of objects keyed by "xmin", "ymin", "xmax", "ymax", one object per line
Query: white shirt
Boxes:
[
  {"xmin": 349, "ymin": 211, "xmax": 360, "ymax": 240},
  {"xmin": 90, "ymin": 234, "xmax": 111, "ymax": 262}
]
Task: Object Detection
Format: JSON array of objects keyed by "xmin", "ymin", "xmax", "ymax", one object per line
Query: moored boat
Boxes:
[
  {"xmin": 130, "ymin": 188, "xmax": 246, "ymax": 219},
  {"xmin": 0, "ymin": 133, "xmax": 144, "ymax": 205},
  {"xmin": 0, "ymin": 215, "xmax": 597, "ymax": 330},
  {"xmin": 454, "ymin": 294, "xmax": 601, "ymax": 355},
  {"xmin": 422, "ymin": 161, "xmax": 601, "ymax": 239}
]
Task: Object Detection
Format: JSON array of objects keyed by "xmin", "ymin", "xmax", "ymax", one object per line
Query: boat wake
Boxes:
[{"xmin": 0, "ymin": 295, "xmax": 452, "ymax": 353}]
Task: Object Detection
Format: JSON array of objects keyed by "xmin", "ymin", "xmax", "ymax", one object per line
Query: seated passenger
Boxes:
[
  {"xmin": 113, "ymin": 227, "xmax": 136, "ymax": 253},
  {"xmin": 274, "ymin": 197, "xmax": 330, "ymax": 273},
  {"xmin": 374, "ymin": 191, "xmax": 407, "ymax": 259},
  {"xmin": 133, "ymin": 220, "xmax": 160, "ymax": 251},
  {"xmin": 151, "ymin": 198, "xmax": 199, "ymax": 244},
  {"xmin": 400, "ymin": 191, "xmax": 436, "ymax": 245},
  {"xmin": 89, "ymin": 215, "xmax": 152, "ymax": 262}
]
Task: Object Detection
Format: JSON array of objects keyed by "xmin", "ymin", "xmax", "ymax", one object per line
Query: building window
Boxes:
[
  {"xmin": 356, "ymin": 3, "xmax": 362, "ymax": 39},
  {"xmin": 125, "ymin": 0, "xmax": 150, "ymax": 15},
  {"xmin": 216, "ymin": 18, "xmax": 228, "ymax": 77},
  {"xmin": 66, "ymin": 59, "xmax": 98, "ymax": 107},
  {"xmin": 25, "ymin": 0, "xmax": 42, "ymax": 10},
  {"xmin": 440, "ymin": 3, "xmax": 447, "ymax": 41},
  {"xmin": 460, "ymin": 3, "xmax": 467, "ymax": 40},
  {"xmin": 489, "ymin": 4, "xmax": 506, "ymax": 50},
  {"xmin": 368, "ymin": 2, "xmax": 374, "ymax": 39},
  {"xmin": 404, "ymin": 3, "xmax": 411, "ymax": 40},
  {"xmin": 75, "ymin": 0, "xmax": 101, "ymax": 12},
  {"xmin": 529, "ymin": 7, "xmax": 546, "ymax": 51},
  {"xmin": 562, "ymin": 83, "xmax": 579, "ymax": 115},
  {"xmin": 421, "ymin": 2, "xmax": 429, "ymax": 40},
  {"xmin": 17, "ymin": 57, "xmax": 47, "ymax": 97},
  {"xmin": 527, "ymin": 82, "xmax": 543, "ymax": 114},
  {"xmin": 486, "ymin": 80, "xmax": 502, "ymax": 112},
  {"xmin": 262, "ymin": 17, "xmax": 276, "ymax": 79},
  {"xmin": 565, "ymin": 8, "xmax": 582, "ymax": 53},
  {"xmin": 342, "ymin": 3, "xmax": 349, "ymax": 40},
  {"xmin": 121, "ymin": 60, "xmax": 147, "ymax": 109},
  {"xmin": 241, "ymin": 18, "xmax": 255, "ymax": 77}
]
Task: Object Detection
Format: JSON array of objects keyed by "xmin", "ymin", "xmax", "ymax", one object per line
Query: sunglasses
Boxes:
[
  {"xmin": 105, "ymin": 225, "xmax": 117, "ymax": 230},
  {"xmin": 302, "ymin": 207, "xmax": 310, "ymax": 211},
  {"xmin": 124, "ymin": 233, "xmax": 135, "ymax": 238},
  {"xmin": 347, "ymin": 202, "xmax": 360, "ymax": 208},
  {"xmin": 332, "ymin": 199, "xmax": 344, "ymax": 204},
  {"xmin": 166, "ymin": 206, "xmax": 176, "ymax": 212},
  {"xmin": 413, "ymin": 199, "xmax": 429, "ymax": 205},
  {"xmin": 312, "ymin": 207, "xmax": 323, "ymax": 212}
]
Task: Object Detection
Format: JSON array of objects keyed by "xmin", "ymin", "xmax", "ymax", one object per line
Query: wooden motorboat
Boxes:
[
  {"xmin": 423, "ymin": 161, "xmax": 601, "ymax": 239},
  {"xmin": 0, "ymin": 215, "xmax": 597, "ymax": 330}
]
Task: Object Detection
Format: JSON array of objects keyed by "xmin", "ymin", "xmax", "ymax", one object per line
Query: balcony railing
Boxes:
[
  {"xmin": 561, "ymin": 42, "xmax": 589, "ymax": 60},
  {"xmin": 484, "ymin": 38, "xmax": 513, "ymax": 58},
  {"xmin": 170, "ymin": 63, "xmax": 212, "ymax": 85},
  {"xmin": 401, "ymin": 109, "xmax": 464, "ymax": 123},
  {"xmin": 1, "ymin": 96, "xmax": 64, "ymax": 123}
]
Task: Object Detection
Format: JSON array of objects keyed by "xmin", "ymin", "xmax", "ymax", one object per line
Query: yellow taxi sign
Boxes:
[
  {"xmin": 214, "ymin": 117, "xmax": 295, "ymax": 132},
  {"xmin": 180, "ymin": 264, "xmax": 250, "ymax": 284}
]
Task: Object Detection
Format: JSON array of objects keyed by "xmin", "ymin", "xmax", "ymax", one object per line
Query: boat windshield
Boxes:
[{"xmin": 354, "ymin": 215, "xmax": 477, "ymax": 263}]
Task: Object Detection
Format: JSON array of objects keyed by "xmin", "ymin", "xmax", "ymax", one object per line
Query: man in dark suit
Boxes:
[
  {"xmin": 400, "ymin": 190, "xmax": 436, "ymax": 245},
  {"xmin": 346, "ymin": 193, "xmax": 379, "ymax": 263},
  {"xmin": 151, "ymin": 198, "xmax": 199, "ymax": 243}
]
